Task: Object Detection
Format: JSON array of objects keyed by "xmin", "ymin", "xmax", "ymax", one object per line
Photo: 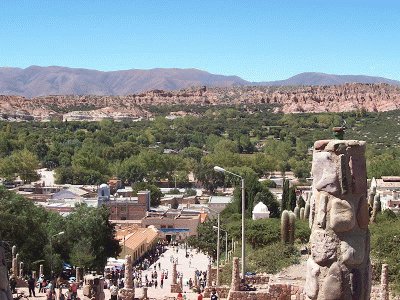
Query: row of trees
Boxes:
[
  {"xmin": 1, "ymin": 106, "xmax": 400, "ymax": 188},
  {"xmin": 0, "ymin": 186, "xmax": 120, "ymax": 274}
]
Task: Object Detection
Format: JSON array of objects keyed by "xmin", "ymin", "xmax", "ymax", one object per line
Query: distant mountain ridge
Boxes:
[{"xmin": 0, "ymin": 66, "xmax": 399, "ymax": 97}]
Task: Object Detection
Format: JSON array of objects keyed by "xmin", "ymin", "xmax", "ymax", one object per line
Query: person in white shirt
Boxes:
[{"xmin": 109, "ymin": 282, "xmax": 119, "ymax": 300}]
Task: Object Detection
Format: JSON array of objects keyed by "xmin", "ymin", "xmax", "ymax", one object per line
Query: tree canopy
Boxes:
[{"xmin": 0, "ymin": 187, "xmax": 120, "ymax": 274}]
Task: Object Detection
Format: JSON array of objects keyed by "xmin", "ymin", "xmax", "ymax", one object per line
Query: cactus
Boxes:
[
  {"xmin": 300, "ymin": 207, "xmax": 305, "ymax": 220},
  {"xmin": 370, "ymin": 194, "xmax": 381, "ymax": 223},
  {"xmin": 374, "ymin": 194, "xmax": 381, "ymax": 213},
  {"xmin": 288, "ymin": 212, "xmax": 296, "ymax": 244},
  {"xmin": 281, "ymin": 210, "xmax": 290, "ymax": 243},
  {"xmin": 304, "ymin": 201, "xmax": 310, "ymax": 220},
  {"xmin": 368, "ymin": 186, "xmax": 376, "ymax": 207},
  {"xmin": 294, "ymin": 206, "xmax": 300, "ymax": 219}
]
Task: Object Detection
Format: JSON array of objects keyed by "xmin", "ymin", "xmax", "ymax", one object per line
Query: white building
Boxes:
[{"xmin": 252, "ymin": 201, "xmax": 270, "ymax": 220}]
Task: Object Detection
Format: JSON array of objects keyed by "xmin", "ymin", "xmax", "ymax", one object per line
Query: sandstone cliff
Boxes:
[{"xmin": 1, "ymin": 83, "xmax": 400, "ymax": 121}]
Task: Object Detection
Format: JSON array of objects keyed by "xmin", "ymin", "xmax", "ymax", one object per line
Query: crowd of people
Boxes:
[
  {"xmin": 9, "ymin": 272, "xmax": 80, "ymax": 300},
  {"xmin": 9, "ymin": 241, "xmax": 216, "ymax": 300}
]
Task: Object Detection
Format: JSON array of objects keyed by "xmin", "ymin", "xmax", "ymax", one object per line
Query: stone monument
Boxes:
[
  {"xmin": 118, "ymin": 255, "xmax": 135, "ymax": 300},
  {"xmin": 82, "ymin": 274, "xmax": 105, "ymax": 300},
  {"xmin": 170, "ymin": 262, "xmax": 182, "ymax": 293},
  {"xmin": 305, "ymin": 139, "xmax": 371, "ymax": 300},
  {"xmin": 0, "ymin": 246, "xmax": 12, "ymax": 300}
]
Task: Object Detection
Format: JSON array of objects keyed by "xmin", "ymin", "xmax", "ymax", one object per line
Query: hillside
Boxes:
[
  {"xmin": 0, "ymin": 66, "xmax": 399, "ymax": 98},
  {"xmin": 1, "ymin": 83, "xmax": 400, "ymax": 121}
]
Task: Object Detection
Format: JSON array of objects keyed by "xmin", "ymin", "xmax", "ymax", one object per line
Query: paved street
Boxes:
[
  {"xmin": 16, "ymin": 246, "xmax": 211, "ymax": 300},
  {"xmin": 137, "ymin": 246, "xmax": 210, "ymax": 299}
]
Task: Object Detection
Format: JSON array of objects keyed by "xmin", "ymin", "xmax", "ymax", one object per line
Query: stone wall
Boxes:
[
  {"xmin": 245, "ymin": 274, "xmax": 270, "ymax": 285},
  {"xmin": 227, "ymin": 283, "xmax": 293, "ymax": 300},
  {"xmin": 203, "ymin": 286, "xmax": 230, "ymax": 298}
]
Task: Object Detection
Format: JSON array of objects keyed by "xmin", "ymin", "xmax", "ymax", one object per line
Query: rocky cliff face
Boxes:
[{"xmin": 1, "ymin": 83, "xmax": 400, "ymax": 121}]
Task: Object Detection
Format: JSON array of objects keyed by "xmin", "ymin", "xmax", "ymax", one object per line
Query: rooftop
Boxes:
[{"xmin": 208, "ymin": 196, "xmax": 233, "ymax": 204}]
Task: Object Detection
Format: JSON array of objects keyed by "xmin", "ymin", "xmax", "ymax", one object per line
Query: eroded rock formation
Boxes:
[{"xmin": 2, "ymin": 83, "xmax": 400, "ymax": 121}]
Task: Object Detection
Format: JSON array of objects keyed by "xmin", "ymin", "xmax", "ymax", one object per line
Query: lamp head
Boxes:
[
  {"xmin": 214, "ymin": 166, "xmax": 225, "ymax": 173},
  {"xmin": 58, "ymin": 231, "xmax": 65, "ymax": 235},
  {"xmin": 212, "ymin": 226, "xmax": 218, "ymax": 230}
]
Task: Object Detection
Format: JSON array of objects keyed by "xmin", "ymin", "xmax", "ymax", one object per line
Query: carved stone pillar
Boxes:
[
  {"xmin": 380, "ymin": 264, "xmax": 388, "ymax": 300},
  {"xmin": 194, "ymin": 271, "xmax": 198, "ymax": 288},
  {"xmin": 172, "ymin": 263, "xmax": 177, "ymax": 284},
  {"xmin": 230, "ymin": 257, "xmax": 240, "ymax": 291},
  {"xmin": 207, "ymin": 264, "xmax": 212, "ymax": 287},
  {"xmin": 142, "ymin": 287, "xmax": 148, "ymax": 300},
  {"xmin": 305, "ymin": 140, "xmax": 371, "ymax": 300},
  {"xmin": 76, "ymin": 267, "xmax": 81, "ymax": 283},
  {"xmin": 118, "ymin": 255, "xmax": 135, "ymax": 300}
]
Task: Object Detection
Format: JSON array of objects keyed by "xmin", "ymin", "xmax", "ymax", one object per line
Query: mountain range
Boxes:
[{"xmin": 0, "ymin": 65, "xmax": 399, "ymax": 98}]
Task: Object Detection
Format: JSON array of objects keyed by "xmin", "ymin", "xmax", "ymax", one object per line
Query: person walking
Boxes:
[
  {"xmin": 9, "ymin": 274, "xmax": 17, "ymax": 293},
  {"xmin": 70, "ymin": 282, "xmax": 78, "ymax": 300},
  {"xmin": 210, "ymin": 289, "xmax": 218, "ymax": 300},
  {"xmin": 27, "ymin": 275, "xmax": 36, "ymax": 297},
  {"xmin": 109, "ymin": 282, "xmax": 118, "ymax": 300},
  {"xmin": 197, "ymin": 290, "xmax": 203, "ymax": 300}
]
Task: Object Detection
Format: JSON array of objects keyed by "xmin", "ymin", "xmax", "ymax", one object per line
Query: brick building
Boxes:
[{"xmin": 106, "ymin": 191, "xmax": 150, "ymax": 220}]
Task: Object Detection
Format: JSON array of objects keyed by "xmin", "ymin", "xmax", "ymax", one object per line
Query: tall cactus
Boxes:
[
  {"xmin": 294, "ymin": 206, "xmax": 300, "ymax": 219},
  {"xmin": 368, "ymin": 186, "xmax": 376, "ymax": 208},
  {"xmin": 304, "ymin": 200, "xmax": 310, "ymax": 220},
  {"xmin": 300, "ymin": 207, "xmax": 305, "ymax": 220},
  {"xmin": 281, "ymin": 210, "xmax": 290, "ymax": 243},
  {"xmin": 370, "ymin": 194, "xmax": 381, "ymax": 223},
  {"xmin": 288, "ymin": 212, "xmax": 296, "ymax": 244}
]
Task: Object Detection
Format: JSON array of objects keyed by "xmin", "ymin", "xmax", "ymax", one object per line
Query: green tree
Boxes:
[
  {"xmin": 253, "ymin": 190, "xmax": 280, "ymax": 218},
  {"xmin": 64, "ymin": 204, "xmax": 120, "ymax": 272},
  {"xmin": 281, "ymin": 179, "xmax": 290, "ymax": 212},
  {"xmin": 288, "ymin": 187, "xmax": 297, "ymax": 211},
  {"xmin": 0, "ymin": 149, "xmax": 40, "ymax": 182}
]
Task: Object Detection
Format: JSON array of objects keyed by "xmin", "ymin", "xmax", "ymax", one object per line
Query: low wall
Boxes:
[
  {"xmin": 203, "ymin": 286, "xmax": 230, "ymax": 298},
  {"xmin": 245, "ymin": 274, "xmax": 270, "ymax": 285},
  {"xmin": 226, "ymin": 283, "xmax": 307, "ymax": 300}
]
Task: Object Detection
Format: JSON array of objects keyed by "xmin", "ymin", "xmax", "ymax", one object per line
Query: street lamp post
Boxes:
[
  {"xmin": 214, "ymin": 166, "xmax": 246, "ymax": 279},
  {"xmin": 50, "ymin": 231, "xmax": 65, "ymax": 278},
  {"xmin": 207, "ymin": 207, "xmax": 221, "ymax": 286},
  {"xmin": 213, "ymin": 226, "xmax": 228, "ymax": 264}
]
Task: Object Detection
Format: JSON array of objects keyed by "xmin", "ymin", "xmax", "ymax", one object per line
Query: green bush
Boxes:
[
  {"xmin": 295, "ymin": 219, "xmax": 311, "ymax": 244},
  {"xmin": 370, "ymin": 213, "xmax": 400, "ymax": 293},
  {"xmin": 247, "ymin": 243, "xmax": 299, "ymax": 274}
]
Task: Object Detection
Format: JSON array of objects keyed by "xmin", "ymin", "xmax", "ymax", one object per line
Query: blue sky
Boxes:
[{"xmin": 0, "ymin": 0, "xmax": 399, "ymax": 81}]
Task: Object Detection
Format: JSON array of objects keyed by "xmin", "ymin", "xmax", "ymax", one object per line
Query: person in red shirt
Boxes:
[
  {"xmin": 197, "ymin": 290, "xmax": 203, "ymax": 300},
  {"xmin": 70, "ymin": 282, "xmax": 78, "ymax": 300}
]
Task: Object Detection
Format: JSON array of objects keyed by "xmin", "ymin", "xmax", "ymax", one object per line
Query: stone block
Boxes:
[
  {"xmin": 304, "ymin": 258, "xmax": 320, "ymax": 299},
  {"xmin": 349, "ymin": 155, "xmax": 367, "ymax": 194},
  {"xmin": 310, "ymin": 230, "xmax": 337, "ymax": 264},
  {"xmin": 356, "ymin": 195, "xmax": 369, "ymax": 230},
  {"xmin": 312, "ymin": 152, "xmax": 340, "ymax": 195},
  {"xmin": 329, "ymin": 197, "xmax": 355, "ymax": 232},
  {"xmin": 340, "ymin": 234, "xmax": 366, "ymax": 266},
  {"xmin": 321, "ymin": 263, "xmax": 342, "ymax": 300}
]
